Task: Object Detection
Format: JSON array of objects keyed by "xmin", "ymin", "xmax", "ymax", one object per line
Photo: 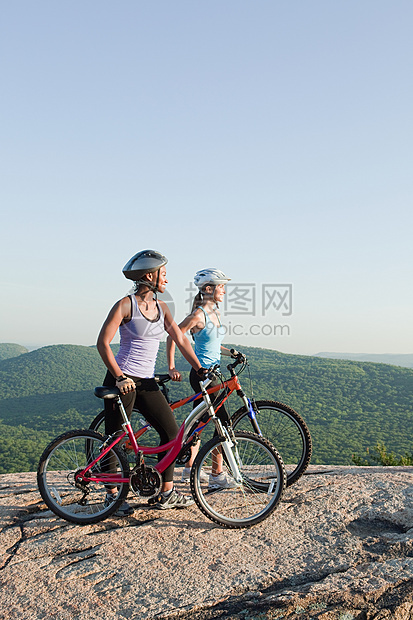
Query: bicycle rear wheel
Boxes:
[
  {"xmin": 231, "ymin": 400, "xmax": 312, "ymax": 486},
  {"xmin": 190, "ymin": 431, "xmax": 285, "ymax": 529},
  {"xmin": 37, "ymin": 429, "xmax": 130, "ymax": 525}
]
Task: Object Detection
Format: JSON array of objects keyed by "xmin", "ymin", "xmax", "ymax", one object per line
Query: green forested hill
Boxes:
[
  {"xmin": 0, "ymin": 343, "xmax": 28, "ymax": 361},
  {"xmin": 0, "ymin": 344, "xmax": 106, "ymax": 398},
  {"xmin": 0, "ymin": 342, "xmax": 412, "ymax": 473},
  {"xmin": 315, "ymin": 351, "xmax": 413, "ymax": 369}
]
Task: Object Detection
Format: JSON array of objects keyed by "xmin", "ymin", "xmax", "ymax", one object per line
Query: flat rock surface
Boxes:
[{"xmin": 0, "ymin": 466, "xmax": 412, "ymax": 619}]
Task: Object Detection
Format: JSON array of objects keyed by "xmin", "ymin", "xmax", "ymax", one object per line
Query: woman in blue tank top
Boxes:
[
  {"xmin": 97, "ymin": 250, "xmax": 205, "ymax": 514},
  {"xmin": 167, "ymin": 268, "xmax": 243, "ymax": 490}
]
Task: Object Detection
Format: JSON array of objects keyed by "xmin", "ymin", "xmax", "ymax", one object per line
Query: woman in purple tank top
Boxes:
[{"xmin": 97, "ymin": 250, "xmax": 205, "ymax": 515}]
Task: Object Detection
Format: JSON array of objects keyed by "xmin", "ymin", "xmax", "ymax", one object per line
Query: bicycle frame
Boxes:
[
  {"xmin": 124, "ymin": 365, "xmax": 259, "ymax": 448},
  {"xmin": 77, "ymin": 373, "xmax": 245, "ymax": 487},
  {"xmin": 170, "ymin": 372, "xmax": 249, "ymax": 415}
]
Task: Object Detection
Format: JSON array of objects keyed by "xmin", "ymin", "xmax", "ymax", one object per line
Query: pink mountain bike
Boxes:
[
  {"xmin": 89, "ymin": 354, "xmax": 312, "ymax": 487},
  {"xmin": 37, "ymin": 369, "xmax": 286, "ymax": 529}
]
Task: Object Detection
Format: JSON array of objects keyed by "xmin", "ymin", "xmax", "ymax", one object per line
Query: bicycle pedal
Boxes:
[{"xmin": 147, "ymin": 495, "xmax": 161, "ymax": 505}]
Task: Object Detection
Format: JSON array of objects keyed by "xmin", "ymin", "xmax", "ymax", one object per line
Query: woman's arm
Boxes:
[
  {"xmin": 166, "ymin": 313, "xmax": 192, "ymax": 378},
  {"xmin": 96, "ymin": 297, "xmax": 135, "ymax": 393},
  {"xmin": 166, "ymin": 310, "xmax": 206, "ymax": 379},
  {"xmin": 220, "ymin": 346, "xmax": 233, "ymax": 356},
  {"xmin": 166, "ymin": 334, "xmax": 180, "ymax": 380},
  {"xmin": 162, "ymin": 303, "xmax": 204, "ymax": 374}
]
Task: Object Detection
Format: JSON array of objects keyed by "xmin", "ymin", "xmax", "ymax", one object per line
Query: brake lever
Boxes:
[
  {"xmin": 230, "ymin": 348, "xmax": 247, "ymax": 364},
  {"xmin": 207, "ymin": 363, "xmax": 221, "ymax": 380}
]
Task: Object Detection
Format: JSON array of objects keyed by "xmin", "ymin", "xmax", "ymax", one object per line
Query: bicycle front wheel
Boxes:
[
  {"xmin": 231, "ymin": 400, "xmax": 312, "ymax": 487},
  {"xmin": 190, "ymin": 431, "xmax": 285, "ymax": 529},
  {"xmin": 37, "ymin": 429, "xmax": 130, "ymax": 525}
]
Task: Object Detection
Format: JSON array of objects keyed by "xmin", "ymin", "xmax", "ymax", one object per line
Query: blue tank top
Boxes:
[
  {"xmin": 116, "ymin": 295, "xmax": 165, "ymax": 378},
  {"xmin": 193, "ymin": 306, "xmax": 226, "ymax": 368}
]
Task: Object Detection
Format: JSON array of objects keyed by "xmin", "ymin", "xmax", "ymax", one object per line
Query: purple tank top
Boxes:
[{"xmin": 115, "ymin": 295, "xmax": 165, "ymax": 378}]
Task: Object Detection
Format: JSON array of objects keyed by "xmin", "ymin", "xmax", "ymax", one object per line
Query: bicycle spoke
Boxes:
[
  {"xmin": 37, "ymin": 430, "xmax": 130, "ymax": 524},
  {"xmin": 191, "ymin": 431, "xmax": 285, "ymax": 528},
  {"xmin": 232, "ymin": 401, "xmax": 312, "ymax": 486}
]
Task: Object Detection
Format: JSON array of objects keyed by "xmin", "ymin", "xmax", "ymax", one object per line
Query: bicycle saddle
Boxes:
[{"xmin": 94, "ymin": 386, "xmax": 121, "ymax": 400}]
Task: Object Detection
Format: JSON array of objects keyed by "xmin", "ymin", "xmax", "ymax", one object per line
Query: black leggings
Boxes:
[{"xmin": 104, "ymin": 371, "xmax": 179, "ymax": 483}]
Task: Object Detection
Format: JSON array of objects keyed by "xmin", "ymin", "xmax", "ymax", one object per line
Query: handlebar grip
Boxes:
[
  {"xmin": 154, "ymin": 373, "xmax": 172, "ymax": 384},
  {"xmin": 205, "ymin": 364, "xmax": 220, "ymax": 380},
  {"xmin": 229, "ymin": 350, "xmax": 247, "ymax": 364}
]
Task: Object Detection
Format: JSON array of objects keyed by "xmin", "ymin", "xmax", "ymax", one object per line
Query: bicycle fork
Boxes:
[
  {"xmin": 200, "ymin": 381, "xmax": 243, "ymax": 485},
  {"xmin": 219, "ymin": 430, "xmax": 243, "ymax": 485},
  {"xmin": 243, "ymin": 396, "xmax": 263, "ymax": 437}
]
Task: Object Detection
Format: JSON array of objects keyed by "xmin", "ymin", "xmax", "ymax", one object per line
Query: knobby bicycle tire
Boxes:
[
  {"xmin": 89, "ymin": 410, "xmax": 106, "ymax": 435},
  {"xmin": 231, "ymin": 400, "xmax": 312, "ymax": 486},
  {"xmin": 190, "ymin": 430, "xmax": 286, "ymax": 529},
  {"xmin": 37, "ymin": 429, "xmax": 130, "ymax": 525}
]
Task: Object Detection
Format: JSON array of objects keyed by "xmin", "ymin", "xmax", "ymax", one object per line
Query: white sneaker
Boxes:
[
  {"xmin": 181, "ymin": 467, "xmax": 209, "ymax": 484},
  {"xmin": 199, "ymin": 469, "xmax": 209, "ymax": 484},
  {"xmin": 208, "ymin": 472, "xmax": 237, "ymax": 490},
  {"xmin": 181, "ymin": 468, "xmax": 191, "ymax": 483},
  {"xmin": 155, "ymin": 488, "xmax": 194, "ymax": 510}
]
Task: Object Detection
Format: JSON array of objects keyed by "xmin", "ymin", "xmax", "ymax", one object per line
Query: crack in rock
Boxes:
[
  {"xmin": 0, "ymin": 524, "xmax": 24, "ymax": 571},
  {"xmin": 51, "ymin": 545, "xmax": 99, "ymax": 560},
  {"xmin": 54, "ymin": 553, "xmax": 99, "ymax": 580},
  {"xmin": 84, "ymin": 516, "xmax": 158, "ymax": 536}
]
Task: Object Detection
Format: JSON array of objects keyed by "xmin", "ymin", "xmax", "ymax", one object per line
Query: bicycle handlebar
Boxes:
[
  {"xmin": 227, "ymin": 350, "xmax": 247, "ymax": 373},
  {"xmin": 154, "ymin": 373, "xmax": 172, "ymax": 385},
  {"xmin": 154, "ymin": 354, "xmax": 246, "ymax": 389},
  {"xmin": 208, "ymin": 363, "xmax": 221, "ymax": 377}
]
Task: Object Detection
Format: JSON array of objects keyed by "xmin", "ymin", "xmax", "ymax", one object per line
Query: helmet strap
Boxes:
[
  {"xmin": 155, "ymin": 269, "xmax": 160, "ymax": 292},
  {"xmin": 135, "ymin": 279, "xmax": 156, "ymax": 293},
  {"xmin": 135, "ymin": 269, "xmax": 160, "ymax": 294}
]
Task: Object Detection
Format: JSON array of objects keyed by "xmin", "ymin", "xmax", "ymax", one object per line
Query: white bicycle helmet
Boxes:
[
  {"xmin": 194, "ymin": 268, "xmax": 231, "ymax": 289},
  {"xmin": 122, "ymin": 250, "xmax": 168, "ymax": 281}
]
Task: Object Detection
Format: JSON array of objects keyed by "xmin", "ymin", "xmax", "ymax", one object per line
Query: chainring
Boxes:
[{"xmin": 130, "ymin": 465, "xmax": 162, "ymax": 499}]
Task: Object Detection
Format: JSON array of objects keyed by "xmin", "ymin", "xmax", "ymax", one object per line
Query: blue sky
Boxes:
[{"xmin": 1, "ymin": 1, "xmax": 412, "ymax": 355}]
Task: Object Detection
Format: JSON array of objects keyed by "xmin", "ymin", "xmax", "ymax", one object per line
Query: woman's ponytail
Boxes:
[{"xmin": 191, "ymin": 291, "xmax": 203, "ymax": 312}]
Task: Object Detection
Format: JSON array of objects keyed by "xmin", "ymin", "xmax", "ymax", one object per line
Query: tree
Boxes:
[{"xmin": 352, "ymin": 442, "xmax": 413, "ymax": 466}]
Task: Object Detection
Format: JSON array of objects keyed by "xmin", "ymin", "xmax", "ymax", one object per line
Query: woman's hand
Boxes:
[
  {"xmin": 169, "ymin": 368, "xmax": 182, "ymax": 382},
  {"xmin": 115, "ymin": 376, "xmax": 136, "ymax": 394},
  {"xmin": 196, "ymin": 367, "xmax": 209, "ymax": 379}
]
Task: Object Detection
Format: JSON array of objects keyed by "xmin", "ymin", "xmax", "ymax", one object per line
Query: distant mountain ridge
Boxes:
[
  {"xmin": 315, "ymin": 352, "xmax": 413, "ymax": 369},
  {"xmin": 0, "ymin": 342, "xmax": 412, "ymax": 473}
]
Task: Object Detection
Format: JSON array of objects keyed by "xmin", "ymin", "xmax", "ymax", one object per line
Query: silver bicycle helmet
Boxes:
[
  {"xmin": 122, "ymin": 250, "xmax": 168, "ymax": 281},
  {"xmin": 194, "ymin": 268, "xmax": 231, "ymax": 289}
]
